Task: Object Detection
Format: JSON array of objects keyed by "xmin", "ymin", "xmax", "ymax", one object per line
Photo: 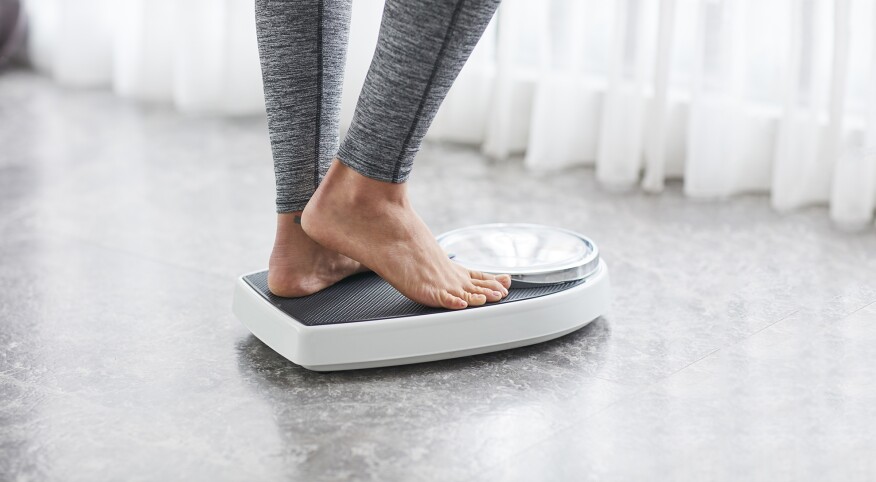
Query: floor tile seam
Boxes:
[
  {"xmin": 465, "ymin": 307, "xmax": 810, "ymax": 473},
  {"xmin": 838, "ymin": 299, "xmax": 876, "ymax": 319},
  {"xmin": 659, "ymin": 296, "xmax": 872, "ymax": 377},
  {"xmin": 466, "ymin": 315, "xmax": 814, "ymax": 482},
  {"xmin": 738, "ymin": 298, "xmax": 876, "ymax": 342},
  {"xmin": 35, "ymin": 225, "xmax": 231, "ymax": 283},
  {"xmin": 646, "ymin": 308, "xmax": 805, "ymax": 383},
  {"xmin": 732, "ymin": 308, "xmax": 804, "ymax": 343},
  {"xmin": 465, "ymin": 305, "xmax": 834, "ymax": 479},
  {"xmin": 645, "ymin": 297, "xmax": 876, "ymax": 385}
]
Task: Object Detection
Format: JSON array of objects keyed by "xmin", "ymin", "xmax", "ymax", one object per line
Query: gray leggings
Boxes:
[{"xmin": 255, "ymin": 0, "xmax": 501, "ymax": 213}]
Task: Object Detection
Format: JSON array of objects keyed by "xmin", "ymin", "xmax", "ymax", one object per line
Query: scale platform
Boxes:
[{"xmin": 232, "ymin": 224, "xmax": 611, "ymax": 371}]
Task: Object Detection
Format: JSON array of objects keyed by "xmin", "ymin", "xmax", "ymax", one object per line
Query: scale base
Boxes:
[{"xmin": 232, "ymin": 260, "xmax": 610, "ymax": 371}]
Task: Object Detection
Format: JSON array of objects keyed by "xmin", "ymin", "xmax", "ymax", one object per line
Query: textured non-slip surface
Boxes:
[
  {"xmin": 243, "ymin": 270, "xmax": 584, "ymax": 325},
  {"xmin": 3, "ymin": 71, "xmax": 876, "ymax": 482}
]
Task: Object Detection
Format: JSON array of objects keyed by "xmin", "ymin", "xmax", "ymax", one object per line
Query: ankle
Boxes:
[
  {"xmin": 320, "ymin": 159, "xmax": 408, "ymax": 208},
  {"xmin": 274, "ymin": 212, "xmax": 307, "ymax": 244}
]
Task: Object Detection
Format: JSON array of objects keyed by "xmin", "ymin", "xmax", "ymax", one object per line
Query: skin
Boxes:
[
  {"xmin": 267, "ymin": 159, "xmax": 511, "ymax": 309},
  {"xmin": 266, "ymin": 211, "xmax": 368, "ymax": 298}
]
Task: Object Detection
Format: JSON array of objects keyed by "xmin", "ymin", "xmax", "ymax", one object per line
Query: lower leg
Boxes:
[
  {"xmin": 302, "ymin": 0, "xmax": 507, "ymax": 309},
  {"xmin": 337, "ymin": 0, "xmax": 502, "ymax": 182},
  {"xmin": 255, "ymin": 0, "xmax": 360, "ymax": 296},
  {"xmin": 255, "ymin": 0, "xmax": 351, "ymax": 212}
]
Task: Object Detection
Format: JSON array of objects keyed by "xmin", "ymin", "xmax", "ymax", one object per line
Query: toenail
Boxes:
[{"xmin": 493, "ymin": 291, "xmax": 502, "ymax": 297}]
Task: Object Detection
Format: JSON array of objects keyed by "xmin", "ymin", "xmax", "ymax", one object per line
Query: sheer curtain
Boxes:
[
  {"xmin": 23, "ymin": 0, "xmax": 876, "ymax": 228},
  {"xmin": 25, "ymin": 0, "xmax": 264, "ymax": 113}
]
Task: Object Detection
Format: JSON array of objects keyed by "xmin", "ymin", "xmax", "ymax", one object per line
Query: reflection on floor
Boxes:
[{"xmin": 1, "ymin": 70, "xmax": 875, "ymax": 481}]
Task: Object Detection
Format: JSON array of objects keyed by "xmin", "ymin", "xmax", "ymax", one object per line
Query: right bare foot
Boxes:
[{"xmin": 301, "ymin": 159, "xmax": 512, "ymax": 310}]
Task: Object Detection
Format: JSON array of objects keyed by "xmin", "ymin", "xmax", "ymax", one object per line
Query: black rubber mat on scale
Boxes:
[{"xmin": 243, "ymin": 270, "xmax": 583, "ymax": 326}]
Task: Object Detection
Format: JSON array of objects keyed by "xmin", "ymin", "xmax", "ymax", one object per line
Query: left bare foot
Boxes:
[{"xmin": 267, "ymin": 212, "xmax": 369, "ymax": 297}]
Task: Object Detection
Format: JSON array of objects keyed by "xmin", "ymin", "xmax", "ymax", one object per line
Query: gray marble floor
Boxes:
[{"xmin": 1, "ymin": 69, "xmax": 875, "ymax": 482}]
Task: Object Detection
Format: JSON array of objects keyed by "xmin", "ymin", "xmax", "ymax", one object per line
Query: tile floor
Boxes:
[{"xmin": 1, "ymin": 70, "xmax": 875, "ymax": 481}]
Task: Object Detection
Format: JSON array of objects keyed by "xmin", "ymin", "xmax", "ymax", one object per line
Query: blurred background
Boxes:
[
  {"xmin": 2, "ymin": 1, "xmax": 876, "ymax": 481},
  {"xmin": 5, "ymin": 0, "xmax": 876, "ymax": 227}
]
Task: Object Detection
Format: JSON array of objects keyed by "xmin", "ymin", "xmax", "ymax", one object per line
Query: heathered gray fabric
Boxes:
[
  {"xmin": 255, "ymin": 0, "xmax": 352, "ymax": 213},
  {"xmin": 337, "ymin": 0, "xmax": 501, "ymax": 183},
  {"xmin": 256, "ymin": 0, "xmax": 500, "ymax": 213}
]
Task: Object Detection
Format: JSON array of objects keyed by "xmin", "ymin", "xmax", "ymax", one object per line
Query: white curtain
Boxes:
[
  {"xmin": 24, "ymin": 0, "xmax": 876, "ymax": 228},
  {"xmin": 25, "ymin": 0, "xmax": 264, "ymax": 113}
]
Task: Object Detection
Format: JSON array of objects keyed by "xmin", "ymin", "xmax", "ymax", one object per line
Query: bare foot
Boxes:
[
  {"xmin": 267, "ymin": 212, "xmax": 368, "ymax": 297},
  {"xmin": 301, "ymin": 159, "xmax": 512, "ymax": 310}
]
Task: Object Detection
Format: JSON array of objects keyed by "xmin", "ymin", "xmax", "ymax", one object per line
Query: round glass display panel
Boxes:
[{"xmin": 436, "ymin": 223, "xmax": 600, "ymax": 285}]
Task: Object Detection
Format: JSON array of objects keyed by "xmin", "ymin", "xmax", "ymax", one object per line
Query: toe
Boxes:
[
  {"xmin": 461, "ymin": 290, "xmax": 488, "ymax": 307},
  {"xmin": 495, "ymin": 274, "xmax": 512, "ymax": 289},
  {"xmin": 470, "ymin": 270, "xmax": 512, "ymax": 290},
  {"xmin": 472, "ymin": 279, "xmax": 507, "ymax": 299},
  {"xmin": 470, "ymin": 284, "xmax": 502, "ymax": 302},
  {"xmin": 439, "ymin": 291, "xmax": 468, "ymax": 310},
  {"xmin": 473, "ymin": 278, "xmax": 508, "ymax": 294},
  {"xmin": 468, "ymin": 270, "xmax": 493, "ymax": 281}
]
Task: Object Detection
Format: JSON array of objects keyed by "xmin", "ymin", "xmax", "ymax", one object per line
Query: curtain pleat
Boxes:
[
  {"xmin": 22, "ymin": 0, "xmax": 876, "ymax": 227},
  {"xmin": 642, "ymin": 0, "xmax": 675, "ymax": 193}
]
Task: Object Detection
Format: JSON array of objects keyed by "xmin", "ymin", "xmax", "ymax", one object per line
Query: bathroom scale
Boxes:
[{"xmin": 232, "ymin": 223, "xmax": 610, "ymax": 371}]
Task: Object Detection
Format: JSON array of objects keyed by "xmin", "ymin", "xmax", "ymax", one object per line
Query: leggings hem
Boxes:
[
  {"xmin": 337, "ymin": 149, "xmax": 410, "ymax": 184},
  {"xmin": 276, "ymin": 201, "xmax": 309, "ymax": 214},
  {"xmin": 275, "ymin": 188, "xmax": 311, "ymax": 212}
]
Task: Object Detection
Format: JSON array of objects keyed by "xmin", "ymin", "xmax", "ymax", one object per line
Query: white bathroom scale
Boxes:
[{"xmin": 232, "ymin": 223, "xmax": 610, "ymax": 371}]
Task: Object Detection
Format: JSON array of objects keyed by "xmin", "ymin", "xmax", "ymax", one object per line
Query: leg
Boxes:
[
  {"xmin": 302, "ymin": 0, "xmax": 510, "ymax": 309},
  {"xmin": 256, "ymin": 0, "xmax": 365, "ymax": 296},
  {"xmin": 338, "ymin": 0, "xmax": 501, "ymax": 183}
]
